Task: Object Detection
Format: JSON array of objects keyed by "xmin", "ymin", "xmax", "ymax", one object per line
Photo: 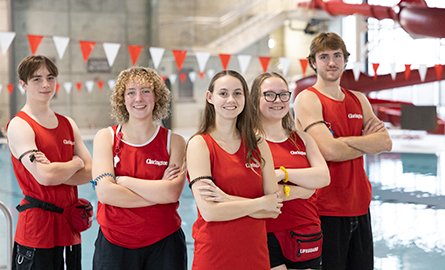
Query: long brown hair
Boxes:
[
  {"xmin": 251, "ymin": 72, "xmax": 294, "ymax": 134},
  {"xmin": 195, "ymin": 70, "xmax": 262, "ymax": 166},
  {"xmin": 250, "ymin": 72, "xmax": 301, "ymax": 149}
]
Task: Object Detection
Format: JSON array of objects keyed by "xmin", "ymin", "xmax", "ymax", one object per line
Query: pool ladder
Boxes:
[{"xmin": 0, "ymin": 201, "xmax": 12, "ymax": 270}]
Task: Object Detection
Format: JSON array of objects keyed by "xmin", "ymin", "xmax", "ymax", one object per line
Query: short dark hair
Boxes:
[
  {"xmin": 17, "ymin": 55, "xmax": 58, "ymax": 83},
  {"xmin": 307, "ymin": 32, "xmax": 350, "ymax": 72}
]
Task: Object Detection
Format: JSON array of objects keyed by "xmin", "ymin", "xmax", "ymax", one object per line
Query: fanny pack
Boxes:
[
  {"xmin": 274, "ymin": 229, "xmax": 323, "ymax": 262},
  {"xmin": 16, "ymin": 195, "xmax": 93, "ymax": 233}
]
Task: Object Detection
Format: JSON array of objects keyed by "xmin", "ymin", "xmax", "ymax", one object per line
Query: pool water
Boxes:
[{"xmin": 1, "ymin": 143, "xmax": 444, "ymax": 270}]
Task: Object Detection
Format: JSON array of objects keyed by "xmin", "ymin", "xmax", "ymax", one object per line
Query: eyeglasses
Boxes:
[{"xmin": 263, "ymin": 91, "xmax": 291, "ymax": 102}]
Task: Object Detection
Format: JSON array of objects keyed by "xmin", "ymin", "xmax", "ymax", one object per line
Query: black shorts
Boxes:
[
  {"xmin": 267, "ymin": 233, "xmax": 322, "ymax": 269},
  {"xmin": 320, "ymin": 210, "xmax": 374, "ymax": 270},
  {"xmin": 93, "ymin": 228, "xmax": 187, "ymax": 270},
  {"xmin": 12, "ymin": 242, "xmax": 81, "ymax": 270}
]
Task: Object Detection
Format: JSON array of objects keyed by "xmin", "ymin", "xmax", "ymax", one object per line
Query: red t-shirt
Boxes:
[
  {"xmin": 96, "ymin": 125, "xmax": 181, "ymax": 248},
  {"xmin": 191, "ymin": 134, "xmax": 269, "ymax": 270},
  {"xmin": 266, "ymin": 132, "xmax": 320, "ymax": 233},
  {"xmin": 307, "ymin": 87, "xmax": 371, "ymax": 216},
  {"xmin": 10, "ymin": 111, "xmax": 80, "ymax": 248}
]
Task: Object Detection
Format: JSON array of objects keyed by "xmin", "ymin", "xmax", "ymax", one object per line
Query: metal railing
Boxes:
[{"xmin": 0, "ymin": 201, "xmax": 12, "ymax": 270}]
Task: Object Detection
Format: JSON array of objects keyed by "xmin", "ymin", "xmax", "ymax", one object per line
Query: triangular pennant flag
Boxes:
[
  {"xmin": 27, "ymin": 34, "xmax": 44, "ymax": 55},
  {"xmin": 0, "ymin": 31, "xmax": 16, "ymax": 54},
  {"xmin": 107, "ymin": 79, "xmax": 116, "ymax": 90},
  {"xmin": 219, "ymin": 54, "xmax": 231, "ymax": 70},
  {"xmin": 435, "ymin": 64, "xmax": 443, "ymax": 80},
  {"xmin": 299, "ymin": 58, "xmax": 309, "ymax": 76},
  {"xmin": 97, "ymin": 80, "xmax": 104, "ymax": 90},
  {"xmin": 85, "ymin": 80, "xmax": 94, "ymax": 93},
  {"xmin": 18, "ymin": 83, "xmax": 25, "ymax": 95},
  {"xmin": 76, "ymin": 82, "xmax": 82, "ymax": 92},
  {"xmin": 56, "ymin": 83, "xmax": 60, "ymax": 93},
  {"xmin": 149, "ymin": 47, "xmax": 165, "ymax": 69},
  {"xmin": 168, "ymin": 74, "xmax": 177, "ymax": 85},
  {"xmin": 390, "ymin": 63, "xmax": 397, "ymax": 80},
  {"xmin": 103, "ymin": 43, "xmax": 120, "ymax": 67},
  {"xmin": 207, "ymin": 69, "xmax": 215, "ymax": 79},
  {"xmin": 404, "ymin": 64, "xmax": 411, "ymax": 80},
  {"xmin": 418, "ymin": 64, "xmax": 427, "ymax": 82},
  {"xmin": 278, "ymin": 57, "xmax": 291, "ymax": 76},
  {"xmin": 195, "ymin": 52, "xmax": 211, "ymax": 73},
  {"xmin": 7, "ymin": 83, "xmax": 13, "ymax": 94},
  {"xmin": 352, "ymin": 62, "xmax": 361, "ymax": 81},
  {"xmin": 179, "ymin": 73, "xmax": 187, "ymax": 83},
  {"xmin": 237, "ymin": 55, "xmax": 252, "ymax": 74},
  {"xmin": 64, "ymin": 82, "xmax": 72, "ymax": 94},
  {"xmin": 128, "ymin": 45, "xmax": 143, "ymax": 65},
  {"xmin": 189, "ymin": 71, "xmax": 197, "ymax": 83},
  {"xmin": 79, "ymin": 41, "xmax": 96, "ymax": 62},
  {"xmin": 372, "ymin": 63, "xmax": 380, "ymax": 79},
  {"xmin": 52, "ymin": 36, "xmax": 70, "ymax": 59},
  {"xmin": 172, "ymin": 50, "xmax": 187, "ymax": 70},
  {"xmin": 259, "ymin": 56, "xmax": 271, "ymax": 72}
]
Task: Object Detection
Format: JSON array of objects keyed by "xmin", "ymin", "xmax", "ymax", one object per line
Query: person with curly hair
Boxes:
[{"xmin": 91, "ymin": 66, "xmax": 187, "ymax": 270}]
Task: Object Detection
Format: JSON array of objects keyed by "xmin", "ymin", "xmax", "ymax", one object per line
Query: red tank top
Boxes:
[
  {"xmin": 307, "ymin": 87, "xmax": 371, "ymax": 216},
  {"xmin": 10, "ymin": 111, "xmax": 79, "ymax": 248},
  {"xmin": 96, "ymin": 125, "xmax": 181, "ymax": 248},
  {"xmin": 191, "ymin": 134, "xmax": 269, "ymax": 270},
  {"xmin": 266, "ymin": 132, "xmax": 320, "ymax": 233}
]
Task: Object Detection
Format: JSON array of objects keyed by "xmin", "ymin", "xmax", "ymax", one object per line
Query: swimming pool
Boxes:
[{"xmin": 1, "ymin": 142, "xmax": 444, "ymax": 269}]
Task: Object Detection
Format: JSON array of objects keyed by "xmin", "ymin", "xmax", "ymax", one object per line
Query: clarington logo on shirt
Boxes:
[
  {"xmin": 245, "ymin": 163, "xmax": 260, "ymax": 169},
  {"xmin": 63, "ymin": 139, "xmax": 75, "ymax": 145},
  {"xmin": 146, "ymin": 158, "xmax": 168, "ymax": 166},
  {"xmin": 348, "ymin": 113, "xmax": 363, "ymax": 119},
  {"xmin": 290, "ymin": 150, "xmax": 306, "ymax": 156}
]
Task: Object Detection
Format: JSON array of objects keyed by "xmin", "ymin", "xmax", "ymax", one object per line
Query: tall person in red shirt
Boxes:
[
  {"xmin": 294, "ymin": 32, "xmax": 392, "ymax": 270},
  {"xmin": 186, "ymin": 70, "xmax": 283, "ymax": 270},
  {"xmin": 7, "ymin": 55, "xmax": 92, "ymax": 270},
  {"xmin": 91, "ymin": 67, "xmax": 187, "ymax": 270},
  {"xmin": 250, "ymin": 72, "xmax": 330, "ymax": 270}
]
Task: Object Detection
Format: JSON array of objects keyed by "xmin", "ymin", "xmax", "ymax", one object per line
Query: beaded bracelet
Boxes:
[
  {"xmin": 279, "ymin": 166, "xmax": 289, "ymax": 183},
  {"xmin": 90, "ymin": 172, "xmax": 115, "ymax": 190}
]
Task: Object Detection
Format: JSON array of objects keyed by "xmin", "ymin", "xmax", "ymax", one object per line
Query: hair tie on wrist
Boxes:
[{"xmin": 189, "ymin": 176, "xmax": 214, "ymax": 189}]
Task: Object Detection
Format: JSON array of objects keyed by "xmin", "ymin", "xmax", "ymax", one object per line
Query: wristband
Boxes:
[
  {"xmin": 90, "ymin": 172, "xmax": 115, "ymax": 190},
  {"xmin": 279, "ymin": 166, "xmax": 289, "ymax": 183}
]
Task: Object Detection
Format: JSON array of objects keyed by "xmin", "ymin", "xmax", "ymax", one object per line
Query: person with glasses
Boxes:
[
  {"xmin": 186, "ymin": 70, "xmax": 283, "ymax": 270},
  {"xmin": 294, "ymin": 32, "xmax": 392, "ymax": 270},
  {"xmin": 250, "ymin": 72, "xmax": 330, "ymax": 270},
  {"xmin": 91, "ymin": 66, "xmax": 187, "ymax": 270}
]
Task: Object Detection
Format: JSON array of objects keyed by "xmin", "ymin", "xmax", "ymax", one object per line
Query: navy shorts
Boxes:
[
  {"xmin": 12, "ymin": 242, "xmax": 81, "ymax": 270},
  {"xmin": 320, "ymin": 210, "xmax": 374, "ymax": 270},
  {"xmin": 93, "ymin": 228, "xmax": 187, "ymax": 270},
  {"xmin": 267, "ymin": 233, "xmax": 322, "ymax": 269}
]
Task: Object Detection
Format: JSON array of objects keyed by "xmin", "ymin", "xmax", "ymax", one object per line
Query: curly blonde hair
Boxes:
[{"xmin": 110, "ymin": 66, "xmax": 170, "ymax": 124}]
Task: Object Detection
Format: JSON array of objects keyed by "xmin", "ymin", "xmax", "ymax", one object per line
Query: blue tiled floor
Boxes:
[{"xmin": 1, "ymin": 143, "xmax": 445, "ymax": 269}]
